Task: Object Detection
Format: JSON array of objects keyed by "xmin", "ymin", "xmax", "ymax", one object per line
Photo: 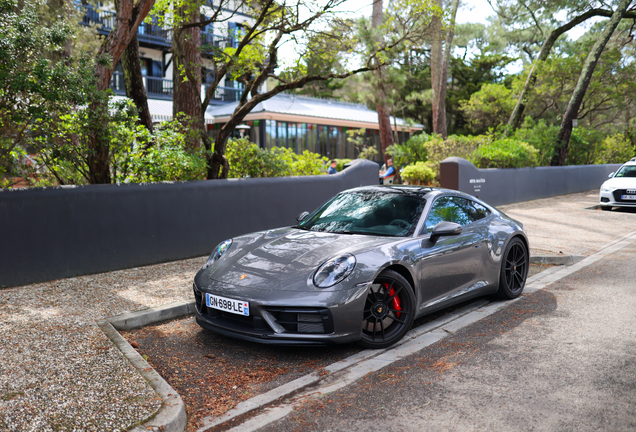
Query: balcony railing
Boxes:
[
  {"xmin": 80, "ymin": 5, "xmax": 171, "ymax": 47},
  {"xmin": 112, "ymin": 72, "xmax": 243, "ymax": 103},
  {"xmin": 111, "ymin": 73, "xmax": 174, "ymax": 100}
]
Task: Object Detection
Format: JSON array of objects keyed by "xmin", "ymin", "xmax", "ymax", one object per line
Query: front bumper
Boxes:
[
  {"xmin": 192, "ymin": 279, "xmax": 368, "ymax": 345},
  {"xmin": 599, "ymin": 189, "xmax": 636, "ymax": 208}
]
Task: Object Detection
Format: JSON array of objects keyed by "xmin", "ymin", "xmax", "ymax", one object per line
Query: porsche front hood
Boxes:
[{"xmin": 208, "ymin": 228, "xmax": 390, "ymax": 290}]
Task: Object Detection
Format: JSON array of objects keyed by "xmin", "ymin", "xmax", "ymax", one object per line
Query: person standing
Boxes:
[
  {"xmin": 328, "ymin": 160, "xmax": 338, "ymax": 175},
  {"xmin": 380, "ymin": 158, "xmax": 396, "ymax": 184}
]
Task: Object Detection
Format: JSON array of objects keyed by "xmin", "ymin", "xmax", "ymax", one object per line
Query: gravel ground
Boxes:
[
  {"xmin": 0, "ymin": 190, "xmax": 633, "ymax": 431},
  {"xmin": 0, "ymin": 257, "xmax": 204, "ymax": 431}
]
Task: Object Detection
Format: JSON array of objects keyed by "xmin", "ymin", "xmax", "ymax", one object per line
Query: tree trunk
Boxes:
[
  {"xmin": 430, "ymin": 0, "xmax": 443, "ymax": 134},
  {"xmin": 173, "ymin": 2, "xmax": 203, "ymax": 149},
  {"xmin": 552, "ymin": 0, "xmax": 632, "ymax": 166},
  {"xmin": 435, "ymin": 0, "xmax": 459, "ymax": 139},
  {"xmin": 88, "ymin": 0, "xmax": 155, "ymax": 184},
  {"xmin": 372, "ymin": 0, "xmax": 394, "ymax": 163},
  {"xmin": 507, "ymin": 7, "xmax": 636, "ymax": 131},
  {"xmin": 121, "ymin": 33, "xmax": 153, "ymax": 132}
]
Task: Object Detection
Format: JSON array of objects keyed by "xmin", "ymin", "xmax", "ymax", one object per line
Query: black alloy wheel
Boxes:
[
  {"xmin": 497, "ymin": 237, "xmax": 528, "ymax": 299},
  {"xmin": 359, "ymin": 270, "xmax": 415, "ymax": 349}
]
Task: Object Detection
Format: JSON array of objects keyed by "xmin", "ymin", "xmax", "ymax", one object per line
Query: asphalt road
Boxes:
[{"xmin": 259, "ymin": 241, "xmax": 636, "ymax": 432}]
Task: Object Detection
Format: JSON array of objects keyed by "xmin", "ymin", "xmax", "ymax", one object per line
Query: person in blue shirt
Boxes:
[
  {"xmin": 380, "ymin": 158, "xmax": 396, "ymax": 184},
  {"xmin": 328, "ymin": 160, "xmax": 338, "ymax": 174}
]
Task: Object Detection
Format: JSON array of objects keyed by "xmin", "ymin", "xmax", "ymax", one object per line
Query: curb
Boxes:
[
  {"xmin": 97, "ymin": 320, "xmax": 187, "ymax": 432},
  {"xmin": 529, "ymin": 255, "xmax": 585, "ymax": 265},
  {"xmin": 107, "ymin": 300, "xmax": 196, "ymax": 331}
]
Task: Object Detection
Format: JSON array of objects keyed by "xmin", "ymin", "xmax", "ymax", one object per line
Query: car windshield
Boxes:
[
  {"xmin": 614, "ymin": 165, "xmax": 636, "ymax": 178},
  {"xmin": 296, "ymin": 191, "xmax": 425, "ymax": 237}
]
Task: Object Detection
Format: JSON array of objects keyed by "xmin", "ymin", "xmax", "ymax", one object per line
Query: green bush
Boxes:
[
  {"xmin": 460, "ymin": 83, "xmax": 516, "ymax": 134},
  {"xmin": 512, "ymin": 118, "xmax": 559, "ymax": 166},
  {"xmin": 567, "ymin": 127, "xmax": 604, "ymax": 165},
  {"xmin": 422, "ymin": 134, "xmax": 489, "ymax": 183},
  {"xmin": 116, "ymin": 120, "xmax": 208, "ymax": 183},
  {"xmin": 470, "ymin": 138, "xmax": 538, "ymax": 168},
  {"xmin": 386, "ymin": 134, "xmax": 428, "ymax": 167},
  {"xmin": 401, "ymin": 161, "xmax": 436, "ymax": 184},
  {"xmin": 226, "ymin": 139, "xmax": 327, "ymax": 178},
  {"xmin": 594, "ymin": 133, "xmax": 634, "ymax": 164}
]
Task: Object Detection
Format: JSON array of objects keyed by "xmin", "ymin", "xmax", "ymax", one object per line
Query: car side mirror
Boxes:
[
  {"xmin": 608, "ymin": 172, "xmax": 614, "ymax": 178},
  {"xmin": 425, "ymin": 221, "xmax": 463, "ymax": 245},
  {"xmin": 296, "ymin": 211, "xmax": 309, "ymax": 222}
]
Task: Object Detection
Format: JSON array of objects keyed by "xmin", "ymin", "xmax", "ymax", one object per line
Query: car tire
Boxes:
[
  {"xmin": 601, "ymin": 206, "xmax": 612, "ymax": 211},
  {"xmin": 359, "ymin": 270, "xmax": 415, "ymax": 349},
  {"xmin": 496, "ymin": 237, "xmax": 528, "ymax": 299}
]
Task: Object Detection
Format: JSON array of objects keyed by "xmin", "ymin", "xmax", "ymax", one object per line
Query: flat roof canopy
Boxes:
[{"xmin": 206, "ymin": 94, "xmax": 424, "ymax": 132}]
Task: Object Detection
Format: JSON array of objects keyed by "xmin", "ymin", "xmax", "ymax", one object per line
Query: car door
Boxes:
[{"xmin": 414, "ymin": 196, "xmax": 489, "ymax": 311}]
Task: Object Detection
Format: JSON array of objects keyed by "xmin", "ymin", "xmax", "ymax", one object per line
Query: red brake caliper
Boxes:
[{"xmin": 385, "ymin": 283, "xmax": 401, "ymax": 318}]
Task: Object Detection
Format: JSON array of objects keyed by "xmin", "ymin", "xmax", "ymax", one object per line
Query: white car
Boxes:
[{"xmin": 599, "ymin": 158, "xmax": 636, "ymax": 211}]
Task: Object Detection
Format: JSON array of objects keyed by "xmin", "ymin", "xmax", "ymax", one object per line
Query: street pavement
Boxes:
[{"xmin": 257, "ymin": 240, "xmax": 636, "ymax": 431}]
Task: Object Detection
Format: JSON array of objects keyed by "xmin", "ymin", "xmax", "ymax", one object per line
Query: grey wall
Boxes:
[
  {"xmin": 0, "ymin": 160, "xmax": 378, "ymax": 288},
  {"xmin": 440, "ymin": 157, "xmax": 621, "ymax": 207}
]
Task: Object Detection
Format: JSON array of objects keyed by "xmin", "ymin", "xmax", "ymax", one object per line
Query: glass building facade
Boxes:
[{"xmin": 211, "ymin": 119, "xmax": 411, "ymax": 162}]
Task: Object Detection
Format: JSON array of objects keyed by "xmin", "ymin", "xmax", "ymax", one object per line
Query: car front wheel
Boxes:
[
  {"xmin": 497, "ymin": 237, "xmax": 528, "ymax": 299},
  {"xmin": 359, "ymin": 270, "xmax": 415, "ymax": 349}
]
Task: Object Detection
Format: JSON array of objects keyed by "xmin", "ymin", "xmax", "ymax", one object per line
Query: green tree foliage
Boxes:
[
  {"xmin": 0, "ymin": 0, "xmax": 80, "ymax": 185},
  {"xmin": 116, "ymin": 120, "xmax": 209, "ymax": 183},
  {"xmin": 594, "ymin": 133, "xmax": 635, "ymax": 163},
  {"xmin": 511, "ymin": 118, "xmax": 559, "ymax": 166},
  {"xmin": 460, "ymin": 83, "xmax": 516, "ymax": 134},
  {"xmin": 470, "ymin": 138, "xmax": 539, "ymax": 168},
  {"xmin": 386, "ymin": 133, "xmax": 429, "ymax": 167}
]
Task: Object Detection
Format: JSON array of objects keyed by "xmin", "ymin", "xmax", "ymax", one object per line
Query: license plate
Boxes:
[
  {"xmin": 206, "ymin": 294, "xmax": 249, "ymax": 316},
  {"xmin": 621, "ymin": 195, "xmax": 636, "ymax": 200}
]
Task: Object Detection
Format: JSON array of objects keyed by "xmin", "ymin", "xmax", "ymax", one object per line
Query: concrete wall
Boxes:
[
  {"xmin": 0, "ymin": 160, "xmax": 378, "ymax": 288},
  {"xmin": 440, "ymin": 157, "xmax": 621, "ymax": 207}
]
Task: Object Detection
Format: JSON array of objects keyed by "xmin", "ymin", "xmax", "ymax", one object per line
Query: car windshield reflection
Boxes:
[
  {"xmin": 296, "ymin": 191, "xmax": 425, "ymax": 237},
  {"xmin": 614, "ymin": 165, "xmax": 636, "ymax": 178}
]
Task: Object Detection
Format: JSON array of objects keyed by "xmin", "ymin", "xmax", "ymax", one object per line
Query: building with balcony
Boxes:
[{"xmin": 80, "ymin": 3, "xmax": 422, "ymax": 160}]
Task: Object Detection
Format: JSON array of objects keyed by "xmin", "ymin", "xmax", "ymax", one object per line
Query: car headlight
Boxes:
[
  {"xmin": 202, "ymin": 239, "xmax": 232, "ymax": 269},
  {"xmin": 600, "ymin": 184, "xmax": 615, "ymax": 193},
  {"xmin": 313, "ymin": 254, "xmax": 356, "ymax": 288}
]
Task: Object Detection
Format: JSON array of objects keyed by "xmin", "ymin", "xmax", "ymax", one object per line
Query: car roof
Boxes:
[{"xmin": 345, "ymin": 185, "xmax": 459, "ymax": 198}]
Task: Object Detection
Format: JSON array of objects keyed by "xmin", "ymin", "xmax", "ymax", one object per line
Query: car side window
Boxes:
[
  {"xmin": 424, "ymin": 196, "xmax": 473, "ymax": 233},
  {"xmin": 465, "ymin": 200, "xmax": 490, "ymax": 222}
]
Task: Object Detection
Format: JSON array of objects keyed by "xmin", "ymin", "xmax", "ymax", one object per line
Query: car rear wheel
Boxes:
[
  {"xmin": 359, "ymin": 270, "xmax": 415, "ymax": 349},
  {"xmin": 496, "ymin": 237, "xmax": 528, "ymax": 299}
]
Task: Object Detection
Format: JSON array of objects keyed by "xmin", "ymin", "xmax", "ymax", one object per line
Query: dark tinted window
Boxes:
[
  {"xmin": 297, "ymin": 191, "xmax": 425, "ymax": 237},
  {"xmin": 424, "ymin": 196, "xmax": 488, "ymax": 232},
  {"xmin": 466, "ymin": 200, "xmax": 490, "ymax": 222},
  {"xmin": 614, "ymin": 165, "xmax": 636, "ymax": 178}
]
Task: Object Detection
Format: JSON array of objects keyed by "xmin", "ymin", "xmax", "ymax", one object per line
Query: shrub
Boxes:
[
  {"xmin": 116, "ymin": 120, "xmax": 208, "ymax": 183},
  {"xmin": 401, "ymin": 161, "xmax": 436, "ymax": 184},
  {"xmin": 567, "ymin": 127, "xmax": 604, "ymax": 165},
  {"xmin": 470, "ymin": 138, "xmax": 538, "ymax": 168},
  {"xmin": 386, "ymin": 134, "xmax": 429, "ymax": 167},
  {"xmin": 512, "ymin": 118, "xmax": 559, "ymax": 166},
  {"xmin": 594, "ymin": 133, "xmax": 634, "ymax": 164},
  {"xmin": 460, "ymin": 84, "xmax": 516, "ymax": 134},
  {"xmin": 226, "ymin": 139, "xmax": 327, "ymax": 178},
  {"xmin": 422, "ymin": 134, "xmax": 489, "ymax": 183}
]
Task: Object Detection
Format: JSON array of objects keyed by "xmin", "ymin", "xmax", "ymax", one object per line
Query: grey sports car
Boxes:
[{"xmin": 193, "ymin": 186, "xmax": 529, "ymax": 348}]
